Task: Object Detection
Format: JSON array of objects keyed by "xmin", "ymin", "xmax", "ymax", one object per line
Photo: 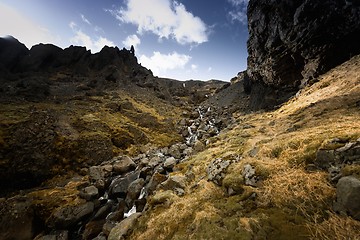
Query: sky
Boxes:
[{"xmin": 0, "ymin": 0, "xmax": 249, "ymax": 81}]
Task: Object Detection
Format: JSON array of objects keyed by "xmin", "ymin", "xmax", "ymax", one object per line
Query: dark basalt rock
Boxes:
[{"xmin": 246, "ymin": 0, "xmax": 360, "ymax": 109}]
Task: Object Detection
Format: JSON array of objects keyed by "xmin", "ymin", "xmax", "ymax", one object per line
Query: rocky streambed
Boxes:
[{"xmin": 0, "ymin": 105, "xmax": 234, "ymax": 240}]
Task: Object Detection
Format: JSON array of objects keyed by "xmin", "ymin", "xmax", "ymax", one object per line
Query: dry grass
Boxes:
[
  {"xmin": 307, "ymin": 212, "xmax": 360, "ymax": 240},
  {"xmin": 259, "ymin": 168, "xmax": 335, "ymax": 214},
  {"xmin": 129, "ymin": 55, "xmax": 360, "ymax": 239}
]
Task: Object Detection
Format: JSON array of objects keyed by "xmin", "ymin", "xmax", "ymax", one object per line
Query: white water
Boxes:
[{"xmin": 124, "ymin": 205, "xmax": 137, "ymax": 218}]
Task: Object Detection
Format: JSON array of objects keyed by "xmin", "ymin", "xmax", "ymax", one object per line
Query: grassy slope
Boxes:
[
  {"xmin": 129, "ymin": 55, "xmax": 360, "ymax": 239},
  {"xmin": 0, "ymin": 86, "xmax": 183, "ymax": 196}
]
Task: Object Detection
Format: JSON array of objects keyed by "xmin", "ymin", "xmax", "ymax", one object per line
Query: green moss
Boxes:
[
  {"xmin": 271, "ymin": 146, "xmax": 283, "ymax": 158},
  {"xmin": 149, "ymin": 190, "xmax": 177, "ymax": 207},
  {"xmin": 222, "ymin": 172, "xmax": 245, "ymax": 194},
  {"xmin": 246, "ymin": 208, "xmax": 309, "ymax": 240},
  {"xmin": 341, "ymin": 165, "xmax": 360, "ymax": 179}
]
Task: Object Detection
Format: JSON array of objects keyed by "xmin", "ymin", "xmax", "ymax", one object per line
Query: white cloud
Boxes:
[
  {"xmin": 122, "ymin": 34, "xmax": 141, "ymax": 49},
  {"xmin": 228, "ymin": 0, "xmax": 249, "ymax": 6},
  {"xmin": 227, "ymin": 0, "xmax": 248, "ymax": 25},
  {"xmin": 191, "ymin": 64, "xmax": 198, "ymax": 70},
  {"xmin": 109, "ymin": 0, "xmax": 208, "ymax": 45},
  {"xmin": 0, "ymin": 3, "xmax": 59, "ymax": 48},
  {"xmin": 81, "ymin": 14, "xmax": 91, "ymax": 25},
  {"xmin": 139, "ymin": 51, "xmax": 191, "ymax": 77},
  {"xmin": 207, "ymin": 67, "xmax": 212, "ymax": 72},
  {"xmin": 69, "ymin": 22, "xmax": 115, "ymax": 53}
]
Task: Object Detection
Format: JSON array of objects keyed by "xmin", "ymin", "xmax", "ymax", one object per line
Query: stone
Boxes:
[
  {"xmin": 79, "ymin": 185, "xmax": 99, "ymax": 201},
  {"xmin": 108, "ymin": 213, "xmax": 141, "ymax": 240},
  {"xmin": 109, "ymin": 171, "xmax": 139, "ymax": 198},
  {"xmin": 207, "ymin": 158, "xmax": 231, "ymax": 185},
  {"xmin": 315, "ymin": 149, "xmax": 336, "ymax": 169},
  {"xmin": 243, "ymin": 164, "xmax": 257, "ymax": 187},
  {"xmin": 106, "ymin": 199, "xmax": 126, "ymax": 222},
  {"xmin": 47, "ymin": 202, "xmax": 94, "ymax": 228},
  {"xmin": 208, "ymin": 126, "xmax": 219, "ymax": 136},
  {"xmin": 335, "ymin": 176, "xmax": 360, "ymax": 220},
  {"xmin": 179, "ymin": 118, "xmax": 187, "ymax": 126},
  {"xmin": 92, "ymin": 233, "xmax": 107, "ymax": 240},
  {"xmin": 125, "ymin": 178, "xmax": 145, "ymax": 207},
  {"xmin": 193, "ymin": 140, "xmax": 205, "ymax": 153},
  {"xmin": 146, "ymin": 172, "xmax": 168, "ymax": 195},
  {"xmin": 89, "ymin": 166, "xmax": 107, "ymax": 189},
  {"xmin": 82, "ymin": 220, "xmax": 106, "ymax": 240},
  {"xmin": 135, "ymin": 198, "xmax": 147, "ymax": 212},
  {"xmin": 160, "ymin": 175, "xmax": 187, "ymax": 191},
  {"xmin": 112, "ymin": 156, "xmax": 136, "ymax": 174},
  {"xmin": 102, "ymin": 221, "xmax": 116, "ymax": 236},
  {"xmin": 93, "ymin": 202, "xmax": 114, "ymax": 220},
  {"xmin": 163, "ymin": 157, "xmax": 177, "ymax": 170},
  {"xmin": 148, "ymin": 156, "xmax": 163, "ymax": 168},
  {"xmin": 168, "ymin": 144, "xmax": 181, "ymax": 159},
  {"xmin": 174, "ymin": 187, "xmax": 185, "ymax": 196},
  {"xmin": 183, "ymin": 147, "xmax": 193, "ymax": 156}
]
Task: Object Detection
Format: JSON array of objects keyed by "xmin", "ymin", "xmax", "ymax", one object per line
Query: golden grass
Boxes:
[
  {"xmin": 307, "ymin": 212, "xmax": 360, "ymax": 240},
  {"xmin": 129, "ymin": 55, "xmax": 360, "ymax": 239}
]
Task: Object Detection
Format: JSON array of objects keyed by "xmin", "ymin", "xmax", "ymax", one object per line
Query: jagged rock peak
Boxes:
[{"xmin": 0, "ymin": 36, "xmax": 140, "ymax": 74}]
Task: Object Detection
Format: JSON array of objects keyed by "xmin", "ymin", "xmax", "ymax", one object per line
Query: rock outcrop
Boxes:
[{"xmin": 246, "ymin": 0, "xmax": 360, "ymax": 109}]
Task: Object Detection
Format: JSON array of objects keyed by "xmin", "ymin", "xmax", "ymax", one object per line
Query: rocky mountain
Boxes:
[
  {"xmin": 246, "ymin": 0, "xmax": 360, "ymax": 109},
  {"xmin": 0, "ymin": 36, "xmax": 228, "ymax": 196},
  {"xmin": 1, "ymin": 0, "xmax": 360, "ymax": 239}
]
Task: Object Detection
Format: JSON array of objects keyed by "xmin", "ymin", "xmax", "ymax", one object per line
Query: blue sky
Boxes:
[{"xmin": 0, "ymin": 0, "xmax": 249, "ymax": 81}]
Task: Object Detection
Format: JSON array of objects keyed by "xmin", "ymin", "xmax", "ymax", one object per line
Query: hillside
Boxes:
[
  {"xmin": 128, "ymin": 53, "xmax": 360, "ymax": 240},
  {"xmin": 1, "ymin": 0, "xmax": 360, "ymax": 239}
]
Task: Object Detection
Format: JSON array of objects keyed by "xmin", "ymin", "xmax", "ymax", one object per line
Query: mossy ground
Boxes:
[
  {"xmin": 0, "ymin": 88, "xmax": 183, "ymax": 196},
  {"xmin": 129, "ymin": 55, "xmax": 360, "ymax": 239}
]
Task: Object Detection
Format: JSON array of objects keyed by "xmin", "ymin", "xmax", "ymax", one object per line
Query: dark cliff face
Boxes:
[{"xmin": 246, "ymin": 0, "xmax": 360, "ymax": 108}]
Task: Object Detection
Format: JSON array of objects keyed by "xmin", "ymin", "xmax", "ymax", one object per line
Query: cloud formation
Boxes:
[
  {"xmin": 139, "ymin": 51, "xmax": 191, "ymax": 77},
  {"xmin": 69, "ymin": 22, "xmax": 115, "ymax": 53},
  {"xmin": 109, "ymin": 0, "xmax": 208, "ymax": 45},
  {"xmin": 227, "ymin": 0, "xmax": 248, "ymax": 25},
  {"xmin": 122, "ymin": 34, "xmax": 141, "ymax": 49},
  {"xmin": 81, "ymin": 14, "xmax": 91, "ymax": 25}
]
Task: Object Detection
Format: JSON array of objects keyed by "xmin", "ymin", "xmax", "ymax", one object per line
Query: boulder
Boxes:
[
  {"xmin": 335, "ymin": 176, "xmax": 360, "ymax": 220},
  {"xmin": 207, "ymin": 158, "xmax": 231, "ymax": 185},
  {"xmin": 109, "ymin": 171, "xmax": 139, "ymax": 198},
  {"xmin": 160, "ymin": 175, "xmax": 187, "ymax": 191},
  {"xmin": 125, "ymin": 178, "xmax": 145, "ymax": 207},
  {"xmin": 82, "ymin": 220, "xmax": 106, "ymax": 240},
  {"xmin": 193, "ymin": 140, "xmax": 206, "ymax": 153},
  {"xmin": 168, "ymin": 144, "xmax": 181, "ymax": 159},
  {"xmin": 112, "ymin": 156, "xmax": 136, "ymax": 174},
  {"xmin": 79, "ymin": 185, "xmax": 99, "ymax": 201},
  {"xmin": 146, "ymin": 172, "xmax": 168, "ymax": 195},
  {"xmin": 108, "ymin": 213, "xmax": 141, "ymax": 240},
  {"xmin": 148, "ymin": 156, "xmax": 163, "ymax": 168},
  {"xmin": 47, "ymin": 202, "xmax": 94, "ymax": 228},
  {"xmin": 163, "ymin": 157, "xmax": 177, "ymax": 170},
  {"xmin": 243, "ymin": 164, "xmax": 257, "ymax": 187}
]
